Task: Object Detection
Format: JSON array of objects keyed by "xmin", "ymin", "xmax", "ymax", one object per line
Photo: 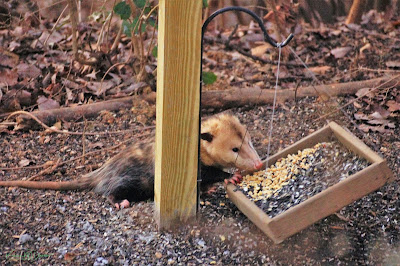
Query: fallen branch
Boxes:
[
  {"xmin": 6, "ymin": 94, "xmax": 155, "ymax": 128},
  {"xmin": 2, "ymin": 76, "xmax": 398, "ymax": 127},
  {"xmin": 200, "ymin": 76, "xmax": 399, "ymax": 109}
]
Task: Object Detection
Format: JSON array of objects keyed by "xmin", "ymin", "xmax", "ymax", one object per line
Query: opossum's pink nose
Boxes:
[{"xmin": 254, "ymin": 161, "xmax": 263, "ymax": 170}]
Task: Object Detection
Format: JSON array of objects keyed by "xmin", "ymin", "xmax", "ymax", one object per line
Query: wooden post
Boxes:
[{"xmin": 155, "ymin": 0, "xmax": 202, "ymax": 229}]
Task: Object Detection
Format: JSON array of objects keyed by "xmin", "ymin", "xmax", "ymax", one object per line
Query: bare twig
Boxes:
[
  {"xmin": 146, "ymin": 16, "xmax": 158, "ymax": 58},
  {"xmin": 82, "ymin": 118, "xmax": 87, "ymax": 164},
  {"xmin": 68, "ymin": 0, "xmax": 98, "ymax": 65},
  {"xmin": 105, "ymin": 0, "xmax": 118, "ymax": 48},
  {"xmin": 5, "ymin": 110, "xmax": 155, "ymax": 136},
  {"xmin": 100, "ymin": 61, "xmax": 130, "ymax": 91},
  {"xmin": 43, "ymin": 4, "xmax": 69, "ymax": 46},
  {"xmin": 15, "ymin": 0, "xmax": 67, "ymax": 24},
  {"xmin": 264, "ymin": 0, "xmax": 283, "ymax": 42},
  {"xmin": 26, "ymin": 159, "xmax": 61, "ymax": 181},
  {"xmin": 111, "ymin": 21, "xmax": 123, "ymax": 52},
  {"xmin": 96, "ymin": 12, "xmax": 112, "ymax": 52},
  {"xmin": 225, "ymin": 23, "xmax": 239, "ymax": 46}
]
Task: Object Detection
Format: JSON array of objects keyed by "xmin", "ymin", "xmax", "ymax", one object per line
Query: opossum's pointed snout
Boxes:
[{"xmin": 254, "ymin": 161, "xmax": 263, "ymax": 170}]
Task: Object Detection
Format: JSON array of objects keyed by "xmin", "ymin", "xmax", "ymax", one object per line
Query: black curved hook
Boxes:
[{"xmin": 202, "ymin": 6, "xmax": 294, "ymax": 48}]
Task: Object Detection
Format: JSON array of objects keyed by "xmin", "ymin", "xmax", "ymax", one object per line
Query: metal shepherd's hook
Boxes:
[{"xmin": 197, "ymin": 6, "xmax": 294, "ymax": 209}]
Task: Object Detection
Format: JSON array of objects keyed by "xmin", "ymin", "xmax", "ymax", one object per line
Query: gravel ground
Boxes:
[{"xmin": 0, "ymin": 96, "xmax": 399, "ymax": 265}]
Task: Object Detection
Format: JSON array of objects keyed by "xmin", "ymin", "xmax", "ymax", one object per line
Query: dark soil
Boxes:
[{"xmin": 0, "ymin": 96, "xmax": 399, "ymax": 265}]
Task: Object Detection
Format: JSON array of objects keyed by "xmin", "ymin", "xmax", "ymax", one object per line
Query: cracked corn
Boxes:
[{"xmin": 238, "ymin": 141, "xmax": 370, "ymax": 217}]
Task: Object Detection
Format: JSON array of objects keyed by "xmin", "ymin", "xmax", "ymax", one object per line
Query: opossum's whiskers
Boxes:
[{"xmin": 265, "ymin": 45, "xmax": 282, "ymax": 169}]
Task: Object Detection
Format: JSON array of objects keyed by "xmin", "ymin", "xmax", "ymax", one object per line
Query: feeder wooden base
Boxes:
[{"xmin": 226, "ymin": 122, "xmax": 394, "ymax": 244}]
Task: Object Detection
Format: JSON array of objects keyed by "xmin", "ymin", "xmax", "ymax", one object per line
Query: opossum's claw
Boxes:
[
  {"xmin": 206, "ymin": 186, "xmax": 217, "ymax": 194},
  {"xmin": 225, "ymin": 171, "xmax": 243, "ymax": 185},
  {"xmin": 233, "ymin": 171, "xmax": 243, "ymax": 181},
  {"xmin": 115, "ymin": 199, "xmax": 130, "ymax": 210},
  {"xmin": 224, "ymin": 176, "xmax": 241, "ymax": 185}
]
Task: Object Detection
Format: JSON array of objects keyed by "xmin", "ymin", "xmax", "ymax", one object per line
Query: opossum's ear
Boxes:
[{"xmin": 200, "ymin": 132, "xmax": 213, "ymax": 142}]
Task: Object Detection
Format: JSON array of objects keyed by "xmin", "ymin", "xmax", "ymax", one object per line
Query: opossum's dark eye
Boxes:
[
  {"xmin": 201, "ymin": 133, "xmax": 213, "ymax": 142},
  {"xmin": 232, "ymin": 147, "xmax": 239, "ymax": 152}
]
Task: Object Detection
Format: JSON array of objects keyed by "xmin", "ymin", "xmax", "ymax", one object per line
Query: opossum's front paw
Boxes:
[
  {"xmin": 224, "ymin": 172, "xmax": 243, "ymax": 185},
  {"xmin": 115, "ymin": 199, "xmax": 130, "ymax": 210},
  {"xmin": 206, "ymin": 185, "xmax": 218, "ymax": 194}
]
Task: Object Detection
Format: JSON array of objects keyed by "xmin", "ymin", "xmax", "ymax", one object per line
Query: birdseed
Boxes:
[{"xmin": 238, "ymin": 140, "xmax": 371, "ymax": 218}]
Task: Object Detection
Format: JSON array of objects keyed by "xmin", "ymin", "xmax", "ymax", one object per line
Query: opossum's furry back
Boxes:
[{"xmin": 91, "ymin": 141, "xmax": 155, "ymax": 202}]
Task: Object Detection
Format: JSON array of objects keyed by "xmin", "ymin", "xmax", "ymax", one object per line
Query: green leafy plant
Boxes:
[
  {"xmin": 114, "ymin": 0, "xmax": 156, "ymax": 37},
  {"xmin": 113, "ymin": 0, "xmax": 158, "ymax": 81},
  {"xmin": 202, "ymin": 71, "xmax": 217, "ymax": 85},
  {"xmin": 114, "ymin": 1, "xmax": 131, "ymax": 20}
]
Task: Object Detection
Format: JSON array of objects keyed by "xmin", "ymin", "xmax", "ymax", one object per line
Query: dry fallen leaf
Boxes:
[
  {"xmin": 331, "ymin": 46, "xmax": 352, "ymax": 59},
  {"xmin": 19, "ymin": 158, "xmax": 30, "ymax": 167},
  {"xmin": 386, "ymin": 100, "xmax": 400, "ymax": 112},
  {"xmin": 38, "ymin": 31, "xmax": 64, "ymax": 46},
  {"xmin": 0, "ymin": 50, "xmax": 19, "ymax": 68},
  {"xmin": 0, "ymin": 69, "xmax": 18, "ymax": 86},
  {"xmin": 359, "ymin": 124, "xmax": 388, "ymax": 133},
  {"xmin": 87, "ymin": 80, "xmax": 114, "ymax": 96},
  {"xmin": 64, "ymin": 252, "xmax": 77, "ymax": 261},
  {"xmin": 308, "ymin": 66, "xmax": 331, "ymax": 75},
  {"xmin": 37, "ymin": 96, "xmax": 60, "ymax": 111},
  {"xmin": 386, "ymin": 61, "xmax": 400, "ymax": 68},
  {"xmin": 50, "ymin": 121, "xmax": 62, "ymax": 130},
  {"xmin": 354, "ymin": 113, "xmax": 369, "ymax": 120},
  {"xmin": 356, "ymin": 87, "xmax": 375, "ymax": 98},
  {"xmin": 16, "ymin": 63, "xmax": 41, "ymax": 79},
  {"xmin": 251, "ymin": 43, "xmax": 272, "ymax": 57},
  {"xmin": 353, "ymin": 101, "xmax": 362, "ymax": 108},
  {"xmin": 360, "ymin": 43, "xmax": 371, "ymax": 55}
]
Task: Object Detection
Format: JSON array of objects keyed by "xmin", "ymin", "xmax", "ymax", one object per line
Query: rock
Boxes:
[
  {"xmin": 94, "ymin": 256, "xmax": 109, "ymax": 265},
  {"xmin": 196, "ymin": 239, "xmax": 206, "ymax": 248},
  {"xmin": 83, "ymin": 221, "xmax": 94, "ymax": 232},
  {"xmin": 19, "ymin": 234, "xmax": 33, "ymax": 244},
  {"xmin": 223, "ymin": 250, "xmax": 230, "ymax": 256},
  {"xmin": 49, "ymin": 236, "xmax": 60, "ymax": 244}
]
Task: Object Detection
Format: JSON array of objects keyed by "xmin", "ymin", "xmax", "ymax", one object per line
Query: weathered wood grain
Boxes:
[{"xmin": 154, "ymin": 0, "xmax": 202, "ymax": 229}]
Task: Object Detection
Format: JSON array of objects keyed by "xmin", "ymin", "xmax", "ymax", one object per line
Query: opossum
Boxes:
[{"xmin": 0, "ymin": 114, "xmax": 263, "ymax": 209}]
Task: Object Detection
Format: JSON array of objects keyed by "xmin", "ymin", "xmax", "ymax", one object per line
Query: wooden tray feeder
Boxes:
[{"xmin": 226, "ymin": 122, "xmax": 394, "ymax": 244}]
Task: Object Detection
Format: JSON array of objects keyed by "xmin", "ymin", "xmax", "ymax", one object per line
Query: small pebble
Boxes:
[
  {"xmin": 94, "ymin": 256, "xmax": 109, "ymax": 266},
  {"xmin": 197, "ymin": 239, "xmax": 206, "ymax": 247},
  {"xmin": 155, "ymin": 251, "xmax": 162, "ymax": 259},
  {"xmin": 83, "ymin": 221, "xmax": 94, "ymax": 232},
  {"xmin": 19, "ymin": 234, "xmax": 33, "ymax": 244},
  {"xmin": 223, "ymin": 250, "xmax": 230, "ymax": 256}
]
